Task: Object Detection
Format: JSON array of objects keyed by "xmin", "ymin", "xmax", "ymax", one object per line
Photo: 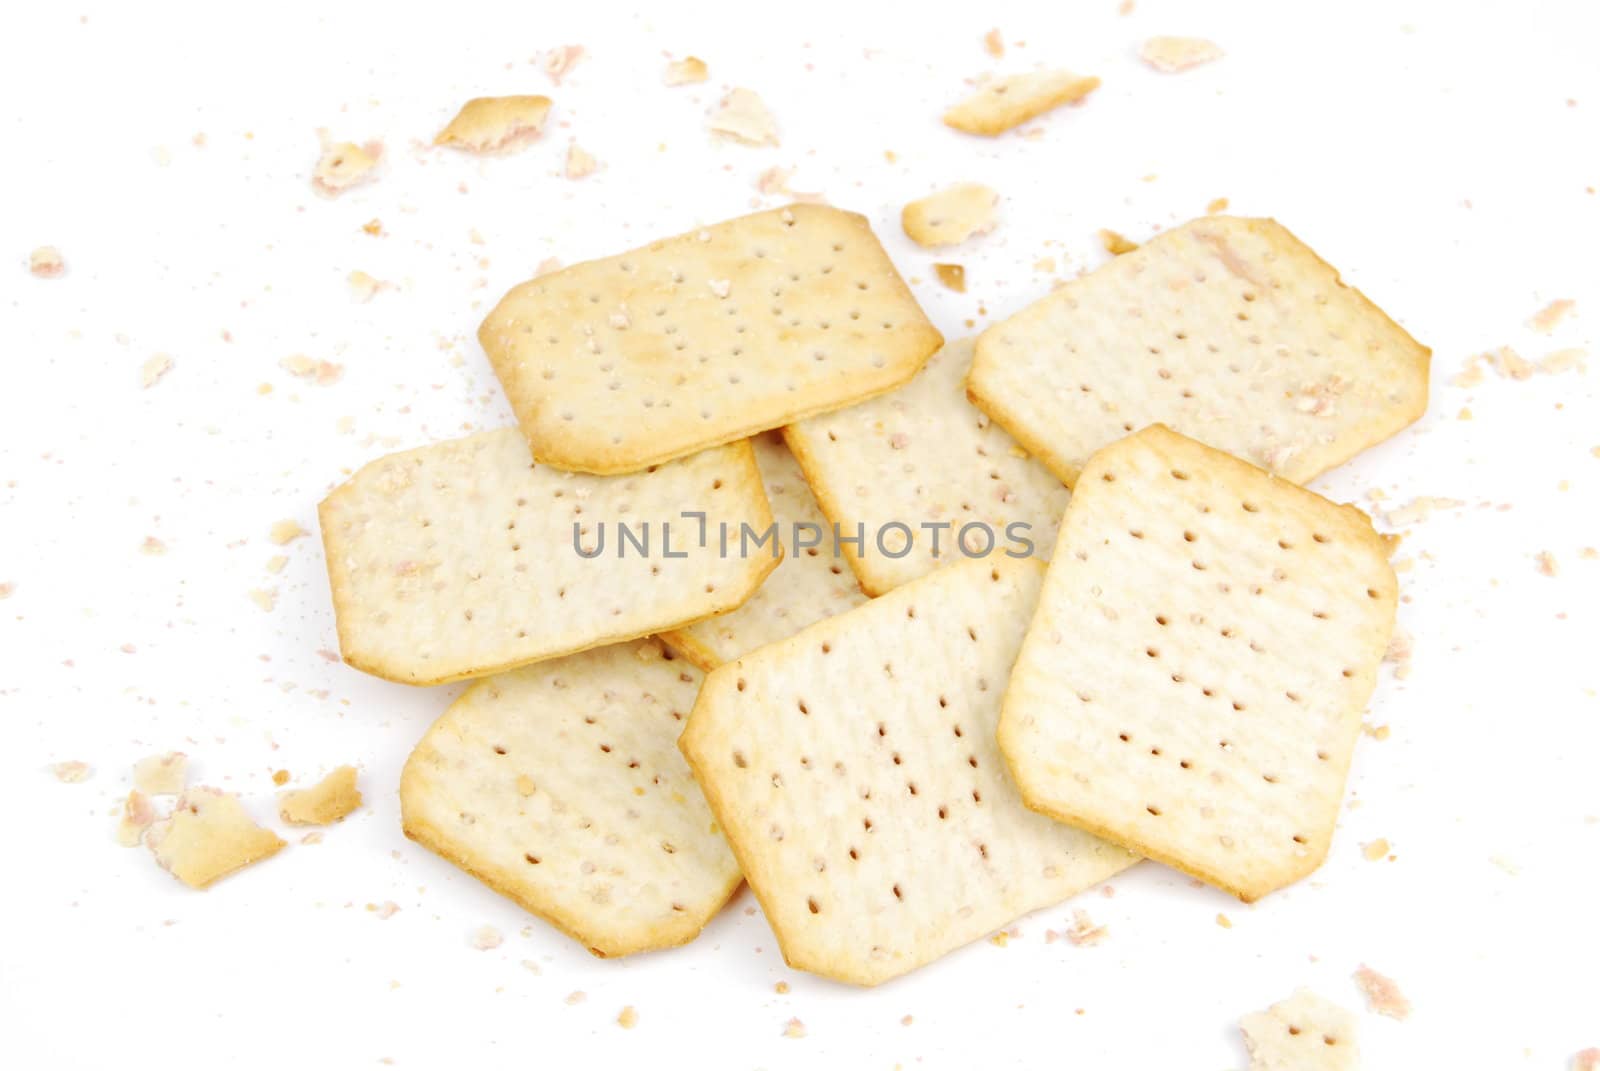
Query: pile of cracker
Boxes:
[{"xmin": 318, "ymin": 204, "xmax": 1428, "ymax": 984}]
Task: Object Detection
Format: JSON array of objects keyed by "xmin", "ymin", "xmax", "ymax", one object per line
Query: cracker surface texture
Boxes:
[
  {"xmin": 662, "ymin": 432, "xmax": 866, "ymax": 669},
  {"xmin": 402, "ymin": 640, "xmax": 740, "ymax": 957},
  {"xmin": 998, "ymin": 426, "xmax": 1396, "ymax": 901},
  {"xmin": 434, "ymin": 96, "xmax": 553, "ymax": 153},
  {"xmin": 279, "ymin": 765, "xmax": 363, "ymax": 825},
  {"xmin": 319, "ymin": 431, "xmax": 775, "ymax": 685},
  {"xmin": 902, "ymin": 184, "xmax": 999, "ymax": 248},
  {"xmin": 943, "ymin": 70, "xmax": 1100, "ymax": 136},
  {"xmin": 680, "ymin": 557, "xmax": 1135, "ymax": 986},
  {"xmin": 478, "ymin": 204, "xmax": 943, "ymax": 474},
  {"xmin": 147, "ymin": 788, "xmax": 286, "ymax": 889},
  {"xmin": 1239, "ymin": 989, "xmax": 1358, "ymax": 1071},
  {"xmin": 968, "ymin": 216, "xmax": 1430, "ymax": 486},
  {"xmin": 785, "ymin": 338, "xmax": 1070, "ymax": 596}
]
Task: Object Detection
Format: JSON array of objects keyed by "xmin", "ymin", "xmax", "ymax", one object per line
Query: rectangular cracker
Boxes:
[
  {"xmin": 319, "ymin": 430, "xmax": 776, "ymax": 685},
  {"xmin": 401, "ymin": 639, "xmax": 741, "ymax": 957},
  {"xmin": 679, "ymin": 556, "xmax": 1135, "ymax": 986},
  {"xmin": 785, "ymin": 338, "xmax": 1070, "ymax": 596},
  {"xmin": 968, "ymin": 216, "xmax": 1430, "ymax": 486},
  {"xmin": 998, "ymin": 426, "xmax": 1397, "ymax": 901},
  {"xmin": 478, "ymin": 204, "xmax": 943, "ymax": 475},
  {"xmin": 661, "ymin": 432, "xmax": 867, "ymax": 669}
]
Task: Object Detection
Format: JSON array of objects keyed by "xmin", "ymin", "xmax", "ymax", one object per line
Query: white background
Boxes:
[{"xmin": 2, "ymin": 0, "xmax": 1596, "ymax": 1067}]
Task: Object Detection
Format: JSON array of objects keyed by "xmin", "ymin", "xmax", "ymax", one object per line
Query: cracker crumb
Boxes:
[
  {"xmin": 1528, "ymin": 298, "xmax": 1575, "ymax": 333},
  {"xmin": 521, "ymin": 959, "xmax": 541, "ymax": 973},
  {"xmin": 247, "ymin": 588, "xmax": 277, "ymax": 612},
  {"xmin": 1362, "ymin": 838, "xmax": 1390, "ymax": 861},
  {"xmin": 1573, "ymin": 1048, "xmax": 1600, "ymax": 1071},
  {"xmin": 616, "ymin": 1006, "xmax": 638, "ymax": 1029},
  {"xmin": 141, "ymin": 353, "xmax": 174, "ymax": 388},
  {"xmin": 1382, "ymin": 497, "xmax": 1465, "ymax": 527},
  {"xmin": 756, "ymin": 166, "xmax": 793, "ymax": 196},
  {"xmin": 146, "ymin": 787, "xmax": 285, "ymax": 889},
  {"xmin": 1535, "ymin": 550, "xmax": 1559, "ymax": 577},
  {"xmin": 902, "ymin": 183, "xmax": 999, "ymax": 248},
  {"xmin": 1140, "ymin": 36, "xmax": 1224, "ymax": 73},
  {"xmin": 774, "ymin": 981, "xmax": 790, "ymax": 994},
  {"xmin": 266, "ymin": 555, "xmax": 288, "ymax": 574},
  {"xmin": 1384, "ymin": 626, "xmax": 1413, "ymax": 680},
  {"xmin": 933, "ymin": 263, "xmax": 967, "ymax": 292},
  {"xmin": 51, "ymin": 760, "xmax": 92, "ymax": 783},
  {"xmin": 1064, "ymin": 908, "xmax": 1107, "ymax": 946},
  {"xmin": 272, "ymin": 769, "xmax": 290, "ymax": 786},
  {"xmin": 1539, "ymin": 347, "xmax": 1587, "ymax": 374},
  {"xmin": 362, "ymin": 218, "xmax": 384, "ymax": 236},
  {"xmin": 1216, "ymin": 912, "xmax": 1232, "ymax": 928},
  {"xmin": 901, "ymin": 1014, "xmax": 914, "ymax": 1026},
  {"xmin": 312, "ymin": 140, "xmax": 382, "ymax": 196},
  {"xmin": 374, "ymin": 900, "xmax": 401, "ymax": 919},
  {"xmin": 300, "ymin": 831, "xmax": 323, "ymax": 845},
  {"xmin": 565, "ymin": 142, "xmax": 598, "ymax": 179},
  {"xmin": 1099, "ymin": 229, "xmax": 1139, "ymax": 255},
  {"xmin": 1241, "ymin": 990, "xmax": 1357, "ymax": 1070},
  {"xmin": 983, "ymin": 28, "xmax": 1004, "ymax": 57},
  {"xmin": 783, "ymin": 1018, "xmax": 807, "ymax": 1039},
  {"xmin": 565, "ymin": 990, "xmax": 587, "ymax": 1005},
  {"xmin": 1207, "ymin": 197, "xmax": 1230, "ymax": 214},
  {"xmin": 472, "ymin": 925, "xmax": 503, "ymax": 950},
  {"xmin": 1352, "ymin": 964, "xmax": 1411, "ymax": 1020},
  {"xmin": 133, "ymin": 752, "xmax": 189, "ymax": 796},
  {"xmin": 989, "ymin": 930, "xmax": 1009, "ymax": 947},
  {"xmin": 1364, "ymin": 723, "xmax": 1392, "ymax": 741},
  {"xmin": 116, "ymin": 789, "xmax": 157, "ymax": 847},
  {"xmin": 279, "ymin": 354, "xmax": 344, "ymax": 385},
  {"xmin": 141, "ymin": 536, "xmax": 167, "ymax": 555},
  {"xmin": 348, "ymin": 271, "xmax": 387, "ymax": 302},
  {"xmin": 664, "ymin": 56, "xmax": 708, "ymax": 86},
  {"xmin": 279, "ymin": 765, "xmax": 363, "ymax": 825},
  {"xmin": 543, "ymin": 45, "xmax": 584, "ymax": 85},
  {"xmin": 269, "ymin": 519, "xmax": 306, "ymax": 545},
  {"xmin": 28, "ymin": 246, "xmax": 66, "ymax": 278},
  {"xmin": 708, "ymin": 88, "xmax": 779, "ymax": 146}
]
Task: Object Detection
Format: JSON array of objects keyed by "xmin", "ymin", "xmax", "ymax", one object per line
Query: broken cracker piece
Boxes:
[
  {"xmin": 1352, "ymin": 964, "xmax": 1411, "ymax": 1020},
  {"xmin": 141, "ymin": 354, "xmax": 174, "ymax": 388},
  {"xmin": 29, "ymin": 246, "xmax": 66, "ymax": 278},
  {"xmin": 708, "ymin": 88, "xmax": 778, "ymax": 146},
  {"xmin": 51, "ymin": 761, "xmax": 92, "ymax": 783},
  {"xmin": 543, "ymin": 45, "xmax": 584, "ymax": 85},
  {"xmin": 664, "ymin": 56, "xmax": 708, "ymax": 86},
  {"xmin": 435, "ymin": 97, "xmax": 553, "ymax": 154},
  {"xmin": 1140, "ymin": 36, "xmax": 1224, "ymax": 73},
  {"xmin": 564, "ymin": 142, "xmax": 598, "ymax": 179},
  {"xmin": 943, "ymin": 70, "xmax": 1100, "ymax": 136},
  {"xmin": 312, "ymin": 141, "xmax": 381, "ymax": 195},
  {"xmin": 348, "ymin": 271, "xmax": 387, "ymax": 301},
  {"xmin": 116, "ymin": 790, "xmax": 158, "ymax": 846},
  {"xmin": 1099, "ymin": 229, "xmax": 1139, "ymax": 255},
  {"xmin": 983, "ymin": 28, "xmax": 1004, "ymax": 58},
  {"xmin": 279, "ymin": 765, "xmax": 362, "ymax": 825},
  {"xmin": 902, "ymin": 183, "xmax": 998, "ymax": 248},
  {"xmin": 133, "ymin": 752, "xmax": 189, "ymax": 796},
  {"xmin": 933, "ymin": 263, "xmax": 966, "ymax": 292},
  {"xmin": 269, "ymin": 519, "xmax": 306, "ymax": 545},
  {"xmin": 1528, "ymin": 298, "xmax": 1575, "ymax": 334},
  {"xmin": 279, "ymin": 355, "xmax": 344, "ymax": 385},
  {"xmin": 147, "ymin": 787, "xmax": 285, "ymax": 889},
  {"xmin": 1240, "ymin": 989, "xmax": 1357, "ymax": 1070}
]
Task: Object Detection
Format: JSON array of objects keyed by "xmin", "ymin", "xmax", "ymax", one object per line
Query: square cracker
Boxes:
[
  {"xmin": 478, "ymin": 204, "xmax": 943, "ymax": 475},
  {"xmin": 1239, "ymin": 989, "xmax": 1358, "ymax": 1070},
  {"xmin": 679, "ymin": 557, "xmax": 1135, "ymax": 986},
  {"xmin": 968, "ymin": 216, "xmax": 1430, "ymax": 487},
  {"xmin": 319, "ymin": 430, "xmax": 775, "ymax": 686},
  {"xmin": 997, "ymin": 426, "xmax": 1396, "ymax": 901},
  {"xmin": 785, "ymin": 338, "xmax": 1070, "ymax": 596},
  {"xmin": 661, "ymin": 432, "xmax": 867, "ymax": 670},
  {"xmin": 402, "ymin": 639, "xmax": 740, "ymax": 957}
]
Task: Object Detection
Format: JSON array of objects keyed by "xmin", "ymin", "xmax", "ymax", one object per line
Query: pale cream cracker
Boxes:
[
  {"xmin": 998, "ymin": 426, "xmax": 1396, "ymax": 901},
  {"xmin": 661, "ymin": 432, "xmax": 866, "ymax": 670},
  {"xmin": 434, "ymin": 96, "xmax": 553, "ymax": 153},
  {"xmin": 402, "ymin": 639, "xmax": 741, "ymax": 957},
  {"xmin": 784, "ymin": 338, "xmax": 1070, "ymax": 596},
  {"xmin": 901, "ymin": 184, "xmax": 998, "ymax": 248},
  {"xmin": 968, "ymin": 216, "xmax": 1430, "ymax": 487},
  {"xmin": 943, "ymin": 70, "xmax": 1100, "ymax": 136},
  {"xmin": 319, "ymin": 430, "xmax": 776, "ymax": 686},
  {"xmin": 147, "ymin": 788, "xmax": 286, "ymax": 889},
  {"xmin": 478, "ymin": 204, "xmax": 943, "ymax": 475},
  {"xmin": 680, "ymin": 556, "xmax": 1135, "ymax": 986},
  {"xmin": 1240, "ymin": 989, "xmax": 1358, "ymax": 1070}
]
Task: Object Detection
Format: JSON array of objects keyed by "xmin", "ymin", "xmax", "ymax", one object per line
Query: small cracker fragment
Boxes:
[
  {"xmin": 279, "ymin": 355, "xmax": 343, "ymax": 385},
  {"xmin": 247, "ymin": 588, "xmax": 277, "ymax": 612},
  {"xmin": 434, "ymin": 97, "xmax": 553, "ymax": 154},
  {"xmin": 133, "ymin": 752, "xmax": 188, "ymax": 796},
  {"xmin": 1381, "ymin": 496, "xmax": 1463, "ymax": 527},
  {"xmin": 969, "ymin": 216, "xmax": 1431, "ymax": 486},
  {"xmin": 1352, "ymin": 964, "xmax": 1411, "ymax": 1019},
  {"xmin": 616, "ymin": 1006, "xmax": 638, "ymax": 1029},
  {"xmin": 146, "ymin": 787, "xmax": 286, "ymax": 889},
  {"xmin": 1208, "ymin": 197, "xmax": 1230, "ymax": 214},
  {"xmin": 1536, "ymin": 550, "xmax": 1559, "ymax": 577},
  {"xmin": 29, "ymin": 246, "xmax": 66, "ymax": 278},
  {"xmin": 1063, "ymin": 908, "xmax": 1107, "ymax": 946},
  {"xmin": 141, "ymin": 354, "xmax": 174, "ymax": 388},
  {"xmin": 783, "ymin": 1018, "xmax": 807, "ymax": 1039},
  {"xmin": 312, "ymin": 141, "xmax": 381, "ymax": 195},
  {"xmin": 51, "ymin": 761, "xmax": 92, "ymax": 783},
  {"xmin": 664, "ymin": 56, "xmax": 708, "ymax": 86},
  {"xmin": 708, "ymin": 88, "xmax": 779, "ymax": 146},
  {"xmin": 902, "ymin": 183, "xmax": 998, "ymax": 248},
  {"xmin": 1099, "ymin": 229, "xmax": 1139, "ymax": 255},
  {"xmin": 680, "ymin": 557, "xmax": 1134, "ymax": 986},
  {"xmin": 1528, "ymin": 298, "xmax": 1575, "ymax": 333},
  {"xmin": 319, "ymin": 430, "xmax": 775, "ymax": 685},
  {"xmin": 998, "ymin": 427, "xmax": 1397, "ymax": 901},
  {"xmin": 478, "ymin": 204, "xmax": 942, "ymax": 474},
  {"xmin": 1140, "ymin": 36, "xmax": 1224, "ymax": 73},
  {"xmin": 943, "ymin": 70, "xmax": 1100, "ymax": 136},
  {"xmin": 983, "ymin": 28, "xmax": 1004, "ymax": 58},
  {"xmin": 785, "ymin": 338, "xmax": 1071, "ymax": 596},
  {"xmin": 402, "ymin": 640, "xmax": 740, "ymax": 957},
  {"xmin": 1362, "ymin": 838, "xmax": 1389, "ymax": 861},
  {"xmin": 661, "ymin": 433, "xmax": 866, "ymax": 670},
  {"xmin": 1240, "ymin": 989, "xmax": 1358, "ymax": 1070},
  {"xmin": 269, "ymin": 519, "xmax": 306, "ymax": 545},
  {"xmin": 116, "ymin": 790, "xmax": 158, "ymax": 847},
  {"xmin": 1574, "ymin": 1049, "xmax": 1600, "ymax": 1071},
  {"xmin": 564, "ymin": 142, "xmax": 598, "ymax": 179},
  {"xmin": 279, "ymin": 765, "xmax": 363, "ymax": 825},
  {"xmin": 933, "ymin": 263, "xmax": 966, "ymax": 292},
  {"xmin": 472, "ymin": 925, "xmax": 503, "ymax": 950},
  {"xmin": 543, "ymin": 45, "xmax": 583, "ymax": 84},
  {"xmin": 348, "ymin": 271, "xmax": 387, "ymax": 301}
]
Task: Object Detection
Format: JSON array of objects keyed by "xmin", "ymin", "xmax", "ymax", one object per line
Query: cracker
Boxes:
[
  {"xmin": 147, "ymin": 788, "xmax": 286, "ymax": 889},
  {"xmin": 997, "ymin": 426, "xmax": 1396, "ymax": 901},
  {"xmin": 279, "ymin": 765, "xmax": 362, "ymax": 825},
  {"xmin": 1239, "ymin": 989, "xmax": 1358, "ymax": 1071},
  {"xmin": 943, "ymin": 70, "xmax": 1100, "ymax": 136},
  {"xmin": 401, "ymin": 639, "xmax": 740, "ymax": 957},
  {"xmin": 679, "ymin": 557, "xmax": 1135, "ymax": 986},
  {"xmin": 479, "ymin": 204, "xmax": 942, "ymax": 474},
  {"xmin": 319, "ymin": 430, "xmax": 775, "ymax": 685},
  {"xmin": 434, "ymin": 96, "xmax": 553, "ymax": 153},
  {"xmin": 901, "ymin": 184, "xmax": 998, "ymax": 248},
  {"xmin": 784, "ymin": 338, "xmax": 1070, "ymax": 596},
  {"xmin": 661, "ymin": 432, "xmax": 866, "ymax": 670},
  {"xmin": 969, "ymin": 216, "xmax": 1430, "ymax": 486}
]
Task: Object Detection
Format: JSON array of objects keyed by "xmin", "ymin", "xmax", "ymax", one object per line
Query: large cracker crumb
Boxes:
[
  {"xmin": 1382, "ymin": 496, "xmax": 1465, "ymax": 527},
  {"xmin": 146, "ymin": 787, "xmax": 285, "ymax": 889},
  {"xmin": 616, "ymin": 1006, "xmax": 638, "ymax": 1029},
  {"xmin": 116, "ymin": 789, "xmax": 158, "ymax": 847},
  {"xmin": 933, "ymin": 263, "xmax": 967, "ymax": 292},
  {"xmin": 312, "ymin": 141, "xmax": 382, "ymax": 196},
  {"xmin": 708, "ymin": 88, "xmax": 779, "ymax": 146},
  {"xmin": 279, "ymin": 355, "xmax": 344, "ymax": 385},
  {"xmin": 1352, "ymin": 965, "xmax": 1411, "ymax": 1020},
  {"xmin": 1099, "ymin": 228, "xmax": 1139, "ymax": 255},
  {"xmin": 902, "ymin": 183, "xmax": 999, "ymax": 248},
  {"xmin": 1362, "ymin": 838, "xmax": 1391, "ymax": 861},
  {"xmin": 435, "ymin": 97, "xmax": 553, "ymax": 154},
  {"xmin": 133, "ymin": 752, "xmax": 189, "ymax": 796},
  {"xmin": 29, "ymin": 246, "xmax": 66, "ymax": 278},
  {"xmin": 1535, "ymin": 550, "xmax": 1560, "ymax": 577},
  {"xmin": 1540, "ymin": 347, "xmax": 1587, "ymax": 374},
  {"xmin": 543, "ymin": 45, "xmax": 584, "ymax": 85},
  {"xmin": 1528, "ymin": 298, "xmax": 1575, "ymax": 333},
  {"xmin": 51, "ymin": 760, "xmax": 92, "ymax": 783},
  {"xmin": 269, "ymin": 519, "xmax": 306, "ymax": 545},
  {"xmin": 1140, "ymin": 36, "xmax": 1224, "ymax": 72},
  {"xmin": 279, "ymin": 765, "xmax": 362, "ymax": 825},
  {"xmin": 247, "ymin": 588, "xmax": 277, "ymax": 612},
  {"xmin": 783, "ymin": 1018, "xmax": 807, "ymax": 1039},
  {"xmin": 471, "ymin": 925, "xmax": 503, "ymax": 950},
  {"xmin": 943, "ymin": 70, "xmax": 1100, "ymax": 136},
  {"xmin": 141, "ymin": 353, "xmax": 174, "ymax": 388},
  {"xmin": 564, "ymin": 142, "xmax": 598, "ymax": 180},
  {"xmin": 1241, "ymin": 990, "xmax": 1357, "ymax": 1070},
  {"xmin": 983, "ymin": 28, "xmax": 1005, "ymax": 57},
  {"xmin": 664, "ymin": 56, "xmax": 708, "ymax": 86}
]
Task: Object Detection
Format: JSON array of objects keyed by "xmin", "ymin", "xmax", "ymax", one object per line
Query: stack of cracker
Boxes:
[{"xmin": 319, "ymin": 207, "xmax": 1425, "ymax": 982}]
